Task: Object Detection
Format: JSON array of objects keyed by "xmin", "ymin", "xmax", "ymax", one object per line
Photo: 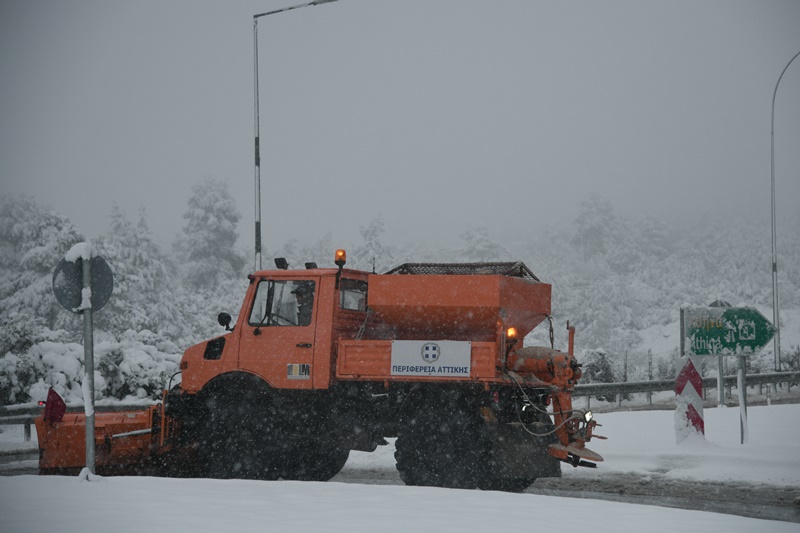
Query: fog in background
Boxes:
[{"xmin": 2, "ymin": 0, "xmax": 799, "ymax": 256}]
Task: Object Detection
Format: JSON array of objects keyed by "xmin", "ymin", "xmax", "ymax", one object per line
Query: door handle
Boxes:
[{"xmin": 296, "ymin": 342, "xmax": 312, "ymax": 348}]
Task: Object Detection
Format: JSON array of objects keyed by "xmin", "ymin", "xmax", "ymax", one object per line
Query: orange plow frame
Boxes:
[{"xmin": 35, "ymin": 407, "xmax": 158, "ymax": 475}]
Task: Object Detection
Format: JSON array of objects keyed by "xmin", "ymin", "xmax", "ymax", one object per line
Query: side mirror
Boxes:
[{"xmin": 217, "ymin": 312, "xmax": 234, "ymax": 332}]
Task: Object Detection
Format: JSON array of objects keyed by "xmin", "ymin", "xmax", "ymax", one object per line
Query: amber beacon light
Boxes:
[{"xmin": 335, "ymin": 249, "xmax": 347, "ymax": 288}]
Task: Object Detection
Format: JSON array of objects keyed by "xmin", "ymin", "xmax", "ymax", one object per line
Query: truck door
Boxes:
[{"xmin": 238, "ymin": 278, "xmax": 319, "ymax": 389}]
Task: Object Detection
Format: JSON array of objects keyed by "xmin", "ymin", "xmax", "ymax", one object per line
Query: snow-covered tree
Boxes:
[
  {"xmin": 459, "ymin": 226, "xmax": 508, "ymax": 262},
  {"xmin": 270, "ymin": 233, "xmax": 341, "ymax": 271},
  {"xmin": 169, "ymin": 180, "xmax": 251, "ymax": 342},
  {"xmin": 272, "ymin": 238, "xmax": 301, "ymax": 269},
  {"xmin": 93, "ymin": 205, "xmax": 187, "ymax": 340},
  {"xmin": 174, "ymin": 178, "xmax": 246, "ymax": 289},
  {"xmin": 0, "ymin": 195, "xmax": 84, "ymax": 333},
  {"xmin": 353, "ymin": 214, "xmax": 394, "ymax": 273},
  {"xmin": 571, "ymin": 195, "xmax": 617, "ymax": 260},
  {"xmin": 580, "ymin": 349, "xmax": 617, "ymax": 400},
  {"xmin": 298, "ymin": 233, "xmax": 334, "ymax": 269},
  {"xmin": 636, "ymin": 216, "xmax": 671, "ymax": 260}
]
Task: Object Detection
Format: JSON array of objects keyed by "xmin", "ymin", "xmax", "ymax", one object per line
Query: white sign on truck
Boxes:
[{"xmin": 390, "ymin": 340, "xmax": 471, "ymax": 377}]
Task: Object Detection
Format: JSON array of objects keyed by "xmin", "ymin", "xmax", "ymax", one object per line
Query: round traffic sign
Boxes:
[{"xmin": 52, "ymin": 256, "xmax": 114, "ymax": 313}]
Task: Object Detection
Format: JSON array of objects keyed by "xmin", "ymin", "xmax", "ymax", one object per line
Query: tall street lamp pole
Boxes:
[
  {"xmin": 253, "ymin": 0, "xmax": 339, "ymax": 271},
  {"xmin": 770, "ymin": 50, "xmax": 800, "ymax": 371}
]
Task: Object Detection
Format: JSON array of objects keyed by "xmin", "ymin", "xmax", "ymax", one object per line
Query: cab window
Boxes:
[
  {"xmin": 249, "ymin": 279, "xmax": 315, "ymax": 327},
  {"xmin": 339, "ymin": 279, "xmax": 367, "ymax": 311}
]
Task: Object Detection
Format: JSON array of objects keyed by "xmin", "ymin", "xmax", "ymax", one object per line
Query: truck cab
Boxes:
[{"xmin": 180, "ymin": 265, "xmax": 369, "ymax": 394}]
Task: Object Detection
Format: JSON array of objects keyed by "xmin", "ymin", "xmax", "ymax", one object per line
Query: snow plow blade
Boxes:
[{"xmin": 35, "ymin": 407, "xmax": 158, "ymax": 475}]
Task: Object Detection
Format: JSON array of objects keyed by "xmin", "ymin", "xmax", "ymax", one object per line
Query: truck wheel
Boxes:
[
  {"xmin": 280, "ymin": 442, "xmax": 350, "ymax": 481},
  {"xmin": 477, "ymin": 410, "xmax": 560, "ymax": 492},
  {"xmin": 395, "ymin": 405, "xmax": 487, "ymax": 489},
  {"xmin": 199, "ymin": 394, "xmax": 281, "ymax": 480}
]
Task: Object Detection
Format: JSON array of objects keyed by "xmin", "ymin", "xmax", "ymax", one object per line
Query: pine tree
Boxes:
[
  {"xmin": 299, "ymin": 233, "xmax": 334, "ymax": 269},
  {"xmin": 172, "ymin": 179, "xmax": 249, "ymax": 343},
  {"xmin": 175, "ymin": 178, "xmax": 246, "ymax": 289},
  {"xmin": 94, "ymin": 205, "xmax": 186, "ymax": 340},
  {"xmin": 581, "ymin": 349, "xmax": 617, "ymax": 401},
  {"xmin": 354, "ymin": 215, "xmax": 394, "ymax": 273},
  {"xmin": 272, "ymin": 233, "xmax": 337, "ymax": 270},
  {"xmin": 571, "ymin": 195, "xmax": 617, "ymax": 260},
  {"xmin": 459, "ymin": 226, "xmax": 508, "ymax": 262},
  {"xmin": 272, "ymin": 238, "xmax": 301, "ymax": 269},
  {"xmin": 0, "ymin": 195, "xmax": 84, "ymax": 332}
]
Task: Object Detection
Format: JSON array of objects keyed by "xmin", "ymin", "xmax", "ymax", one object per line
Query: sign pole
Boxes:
[
  {"xmin": 53, "ymin": 243, "xmax": 113, "ymax": 477},
  {"xmin": 717, "ymin": 355, "xmax": 724, "ymax": 407},
  {"xmin": 738, "ymin": 355, "xmax": 748, "ymax": 444},
  {"xmin": 82, "ymin": 257, "xmax": 95, "ymax": 474}
]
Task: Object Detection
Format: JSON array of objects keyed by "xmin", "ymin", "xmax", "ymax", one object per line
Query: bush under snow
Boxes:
[{"xmin": 0, "ymin": 329, "xmax": 180, "ymax": 405}]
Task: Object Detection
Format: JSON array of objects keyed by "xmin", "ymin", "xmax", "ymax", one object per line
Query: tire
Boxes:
[
  {"xmin": 477, "ymin": 410, "xmax": 560, "ymax": 492},
  {"xmin": 198, "ymin": 391, "xmax": 281, "ymax": 481},
  {"xmin": 198, "ymin": 384, "xmax": 350, "ymax": 482},
  {"xmin": 395, "ymin": 403, "xmax": 487, "ymax": 489},
  {"xmin": 280, "ymin": 442, "xmax": 350, "ymax": 481}
]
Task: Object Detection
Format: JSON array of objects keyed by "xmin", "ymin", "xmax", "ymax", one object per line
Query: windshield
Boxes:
[{"xmin": 248, "ymin": 279, "xmax": 315, "ymax": 327}]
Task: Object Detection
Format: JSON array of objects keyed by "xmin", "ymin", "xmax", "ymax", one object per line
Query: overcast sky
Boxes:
[{"xmin": 2, "ymin": 0, "xmax": 799, "ymax": 258}]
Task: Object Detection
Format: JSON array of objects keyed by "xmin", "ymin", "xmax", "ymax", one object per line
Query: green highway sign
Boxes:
[{"xmin": 680, "ymin": 307, "xmax": 776, "ymax": 356}]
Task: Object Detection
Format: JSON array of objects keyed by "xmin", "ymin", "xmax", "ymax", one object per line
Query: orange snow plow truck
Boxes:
[{"xmin": 36, "ymin": 253, "xmax": 603, "ymax": 492}]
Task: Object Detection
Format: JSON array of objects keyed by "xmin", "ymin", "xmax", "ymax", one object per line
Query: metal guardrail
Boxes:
[
  {"xmin": 573, "ymin": 370, "xmax": 800, "ymax": 397},
  {"xmin": 2, "ymin": 371, "xmax": 799, "ymax": 441}
]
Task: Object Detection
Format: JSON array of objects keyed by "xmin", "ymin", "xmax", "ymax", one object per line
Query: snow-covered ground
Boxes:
[
  {"xmin": 1, "ymin": 474, "xmax": 795, "ymax": 533},
  {"xmin": 1, "ymin": 403, "xmax": 798, "ymax": 531}
]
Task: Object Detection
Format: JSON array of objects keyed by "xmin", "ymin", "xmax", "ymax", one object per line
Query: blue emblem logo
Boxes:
[{"xmin": 421, "ymin": 342, "xmax": 440, "ymax": 363}]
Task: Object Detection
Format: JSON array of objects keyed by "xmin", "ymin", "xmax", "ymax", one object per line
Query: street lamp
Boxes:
[
  {"xmin": 253, "ymin": 0, "xmax": 339, "ymax": 271},
  {"xmin": 770, "ymin": 50, "xmax": 800, "ymax": 371}
]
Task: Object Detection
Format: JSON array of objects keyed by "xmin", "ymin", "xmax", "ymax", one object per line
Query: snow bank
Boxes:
[{"xmin": 563, "ymin": 404, "xmax": 800, "ymax": 487}]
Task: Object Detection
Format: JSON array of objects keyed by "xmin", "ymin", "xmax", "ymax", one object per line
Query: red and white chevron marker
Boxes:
[{"xmin": 675, "ymin": 358, "xmax": 704, "ymax": 444}]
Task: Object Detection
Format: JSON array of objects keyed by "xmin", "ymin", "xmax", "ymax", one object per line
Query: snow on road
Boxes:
[{"xmin": 2, "ymin": 475, "xmax": 797, "ymax": 533}]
